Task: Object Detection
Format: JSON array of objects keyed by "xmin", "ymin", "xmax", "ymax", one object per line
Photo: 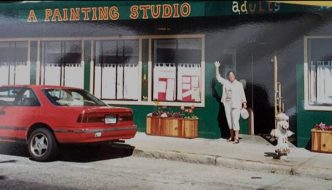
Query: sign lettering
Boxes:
[{"xmin": 26, "ymin": 2, "xmax": 191, "ymax": 22}]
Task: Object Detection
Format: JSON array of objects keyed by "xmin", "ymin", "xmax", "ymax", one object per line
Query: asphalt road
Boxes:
[{"xmin": 0, "ymin": 142, "xmax": 332, "ymax": 190}]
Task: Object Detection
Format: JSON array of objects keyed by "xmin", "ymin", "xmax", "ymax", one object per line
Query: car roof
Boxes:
[{"xmin": 0, "ymin": 85, "xmax": 82, "ymax": 90}]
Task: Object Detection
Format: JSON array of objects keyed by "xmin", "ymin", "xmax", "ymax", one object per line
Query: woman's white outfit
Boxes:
[{"xmin": 216, "ymin": 72, "xmax": 246, "ymax": 131}]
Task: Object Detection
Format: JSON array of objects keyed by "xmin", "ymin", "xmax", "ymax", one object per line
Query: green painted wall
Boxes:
[{"xmin": 296, "ymin": 64, "xmax": 332, "ymax": 148}]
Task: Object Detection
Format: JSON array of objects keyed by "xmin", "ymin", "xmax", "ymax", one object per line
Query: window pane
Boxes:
[
  {"xmin": 41, "ymin": 40, "xmax": 83, "ymax": 88},
  {"xmin": 177, "ymin": 39, "xmax": 201, "ymax": 64},
  {"xmin": 154, "ymin": 39, "xmax": 177, "ymax": 63},
  {"xmin": 43, "ymin": 41, "xmax": 81, "ymax": 65},
  {"xmin": 124, "ymin": 40, "xmax": 139, "ymax": 64},
  {"xmin": 96, "ymin": 41, "xmax": 118, "ymax": 65},
  {"xmin": 152, "ymin": 38, "xmax": 202, "ymax": 103},
  {"xmin": 0, "ymin": 42, "xmax": 28, "ymax": 65},
  {"xmin": 94, "ymin": 39, "xmax": 140, "ymax": 101},
  {"xmin": 63, "ymin": 41, "xmax": 81, "ymax": 65},
  {"xmin": 0, "ymin": 41, "xmax": 30, "ymax": 86}
]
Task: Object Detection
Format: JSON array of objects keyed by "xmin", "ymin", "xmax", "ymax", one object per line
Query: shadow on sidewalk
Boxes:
[
  {"xmin": 0, "ymin": 142, "xmax": 135, "ymax": 163},
  {"xmin": 59, "ymin": 143, "xmax": 135, "ymax": 162}
]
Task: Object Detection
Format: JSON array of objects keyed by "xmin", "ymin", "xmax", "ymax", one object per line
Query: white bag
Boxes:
[{"xmin": 240, "ymin": 108, "xmax": 249, "ymax": 119}]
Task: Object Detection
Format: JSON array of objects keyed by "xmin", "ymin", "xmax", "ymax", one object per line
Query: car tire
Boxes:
[{"xmin": 27, "ymin": 128, "xmax": 58, "ymax": 162}]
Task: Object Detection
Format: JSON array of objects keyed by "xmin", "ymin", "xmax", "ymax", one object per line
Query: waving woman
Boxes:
[{"xmin": 214, "ymin": 61, "xmax": 247, "ymax": 144}]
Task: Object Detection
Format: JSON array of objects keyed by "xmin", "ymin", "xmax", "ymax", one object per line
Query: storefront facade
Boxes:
[{"xmin": 1, "ymin": 1, "xmax": 332, "ymax": 148}]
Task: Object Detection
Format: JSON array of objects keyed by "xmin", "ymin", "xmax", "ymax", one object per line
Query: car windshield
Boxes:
[{"xmin": 44, "ymin": 88, "xmax": 107, "ymax": 107}]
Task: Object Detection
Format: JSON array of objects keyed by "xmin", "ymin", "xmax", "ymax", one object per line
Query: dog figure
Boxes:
[{"xmin": 270, "ymin": 113, "xmax": 294, "ymax": 160}]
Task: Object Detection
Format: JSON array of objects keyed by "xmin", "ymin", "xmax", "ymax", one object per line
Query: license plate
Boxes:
[{"xmin": 105, "ymin": 115, "xmax": 117, "ymax": 124}]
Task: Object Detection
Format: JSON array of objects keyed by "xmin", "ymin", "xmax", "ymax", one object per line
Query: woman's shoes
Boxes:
[
  {"xmin": 233, "ymin": 139, "xmax": 240, "ymax": 144},
  {"xmin": 227, "ymin": 137, "xmax": 239, "ymax": 144}
]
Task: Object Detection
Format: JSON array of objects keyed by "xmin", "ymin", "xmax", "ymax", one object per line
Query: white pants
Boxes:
[{"xmin": 223, "ymin": 101, "xmax": 241, "ymax": 131}]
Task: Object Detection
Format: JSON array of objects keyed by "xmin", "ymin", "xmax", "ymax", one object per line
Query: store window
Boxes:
[
  {"xmin": 152, "ymin": 38, "xmax": 202, "ymax": 103},
  {"xmin": 0, "ymin": 41, "xmax": 30, "ymax": 85},
  {"xmin": 40, "ymin": 40, "xmax": 83, "ymax": 88},
  {"xmin": 306, "ymin": 37, "xmax": 332, "ymax": 110},
  {"xmin": 93, "ymin": 39, "xmax": 139, "ymax": 101}
]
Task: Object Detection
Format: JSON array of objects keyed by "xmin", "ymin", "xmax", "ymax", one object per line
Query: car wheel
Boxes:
[{"xmin": 28, "ymin": 128, "xmax": 58, "ymax": 162}]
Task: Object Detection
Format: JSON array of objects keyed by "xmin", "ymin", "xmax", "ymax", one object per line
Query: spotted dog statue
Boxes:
[{"xmin": 270, "ymin": 113, "xmax": 294, "ymax": 160}]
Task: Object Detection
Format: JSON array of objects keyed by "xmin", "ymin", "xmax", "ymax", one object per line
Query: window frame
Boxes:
[{"xmin": 304, "ymin": 36, "xmax": 332, "ymax": 111}]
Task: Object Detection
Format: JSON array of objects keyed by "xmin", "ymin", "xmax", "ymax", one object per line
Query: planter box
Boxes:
[
  {"xmin": 311, "ymin": 129, "xmax": 332, "ymax": 153},
  {"xmin": 146, "ymin": 116, "xmax": 198, "ymax": 139},
  {"xmin": 146, "ymin": 116, "xmax": 152, "ymax": 135},
  {"xmin": 181, "ymin": 118, "xmax": 198, "ymax": 138},
  {"xmin": 161, "ymin": 118, "xmax": 180, "ymax": 137}
]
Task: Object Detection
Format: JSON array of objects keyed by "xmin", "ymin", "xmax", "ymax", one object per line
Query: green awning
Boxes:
[{"xmin": 0, "ymin": 1, "xmax": 330, "ymax": 23}]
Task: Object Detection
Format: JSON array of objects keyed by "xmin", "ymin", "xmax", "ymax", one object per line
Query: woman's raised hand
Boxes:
[{"xmin": 214, "ymin": 61, "xmax": 221, "ymax": 68}]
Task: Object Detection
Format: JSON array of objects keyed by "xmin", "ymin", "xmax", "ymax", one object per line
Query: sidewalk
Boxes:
[{"xmin": 127, "ymin": 132, "xmax": 332, "ymax": 180}]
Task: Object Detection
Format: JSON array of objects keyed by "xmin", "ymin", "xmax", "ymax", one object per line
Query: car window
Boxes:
[
  {"xmin": 0, "ymin": 87, "xmax": 40, "ymax": 107},
  {"xmin": 44, "ymin": 88, "xmax": 107, "ymax": 106}
]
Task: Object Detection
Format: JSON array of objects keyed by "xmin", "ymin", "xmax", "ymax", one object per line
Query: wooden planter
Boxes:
[
  {"xmin": 162, "ymin": 118, "xmax": 180, "ymax": 137},
  {"xmin": 181, "ymin": 118, "xmax": 198, "ymax": 138},
  {"xmin": 146, "ymin": 116, "xmax": 198, "ymax": 139},
  {"xmin": 311, "ymin": 129, "xmax": 332, "ymax": 153}
]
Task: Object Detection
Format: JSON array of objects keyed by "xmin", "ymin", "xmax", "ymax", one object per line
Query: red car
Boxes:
[{"xmin": 0, "ymin": 85, "xmax": 137, "ymax": 161}]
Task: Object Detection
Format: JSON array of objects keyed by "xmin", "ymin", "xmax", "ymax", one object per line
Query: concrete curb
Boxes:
[{"xmin": 132, "ymin": 148, "xmax": 332, "ymax": 180}]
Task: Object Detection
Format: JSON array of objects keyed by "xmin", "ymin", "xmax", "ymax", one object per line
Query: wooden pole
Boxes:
[{"xmin": 274, "ymin": 55, "xmax": 278, "ymax": 129}]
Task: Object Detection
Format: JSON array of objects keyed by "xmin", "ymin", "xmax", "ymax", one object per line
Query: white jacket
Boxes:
[{"xmin": 216, "ymin": 72, "xmax": 247, "ymax": 109}]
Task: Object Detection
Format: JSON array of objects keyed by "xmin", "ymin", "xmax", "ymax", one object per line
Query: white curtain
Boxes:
[
  {"xmin": 8, "ymin": 65, "xmax": 15, "ymax": 85},
  {"xmin": 15, "ymin": 63, "xmax": 30, "ymax": 85},
  {"xmin": 177, "ymin": 63, "xmax": 201, "ymax": 102},
  {"xmin": 316, "ymin": 63, "xmax": 332, "ymax": 104},
  {"xmin": 94, "ymin": 63, "xmax": 139, "ymax": 100},
  {"xmin": 309, "ymin": 63, "xmax": 316, "ymax": 104},
  {"xmin": 0, "ymin": 63, "xmax": 30, "ymax": 86},
  {"xmin": 0, "ymin": 65, "xmax": 9, "ymax": 85},
  {"xmin": 153, "ymin": 63, "xmax": 176, "ymax": 101},
  {"xmin": 44, "ymin": 64, "xmax": 61, "ymax": 86},
  {"xmin": 95, "ymin": 64, "xmax": 117, "ymax": 100},
  {"xmin": 101, "ymin": 64, "xmax": 116, "ymax": 99},
  {"xmin": 64, "ymin": 63, "xmax": 84, "ymax": 88},
  {"xmin": 123, "ymin": 64, "xmax": 139, "ymax": 100},
  {"xmin": 117, "ymin": 65, "xmax": 124, "ymax": 99},
  {"xmin": 94, "ymin": 65, "xmax": 102, "ymax": 99}
]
